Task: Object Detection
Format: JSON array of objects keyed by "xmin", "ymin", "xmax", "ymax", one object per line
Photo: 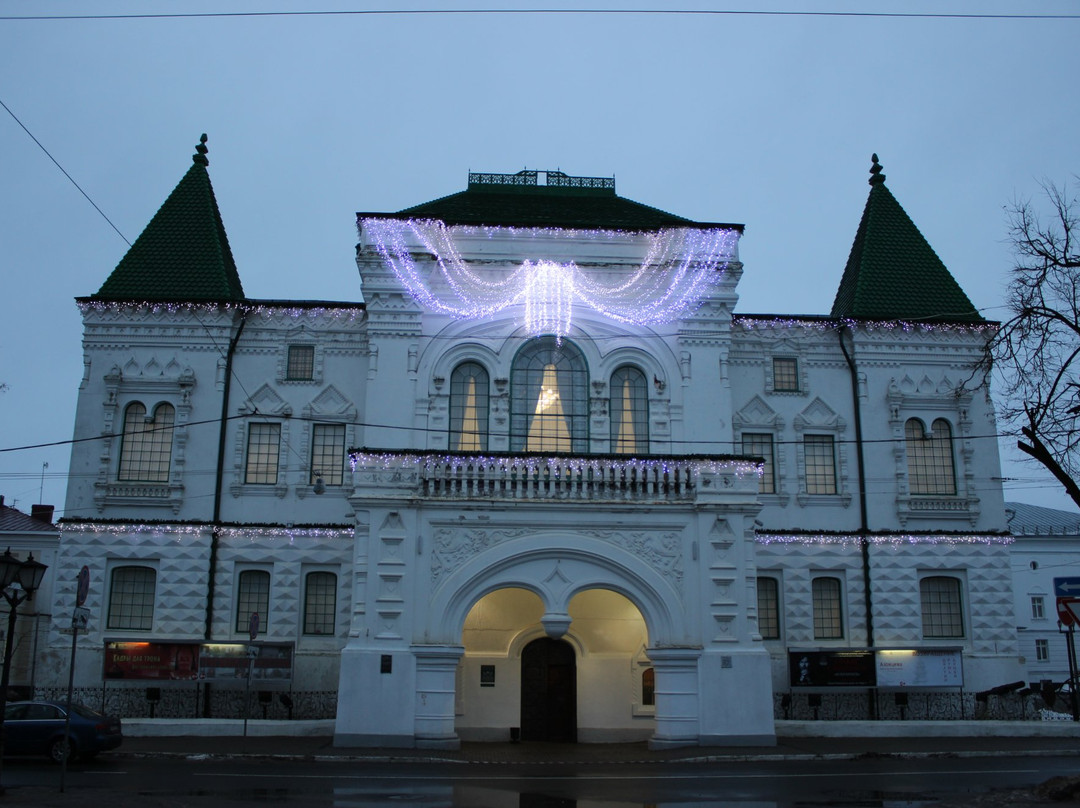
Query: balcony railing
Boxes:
[{"xmin": 350, "ymin": 450, "xmax": 760, "ymax": 504}]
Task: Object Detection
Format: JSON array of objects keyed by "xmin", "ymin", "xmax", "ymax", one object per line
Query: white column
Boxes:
[
  {"xmin": 412, "ymin": 644, "xmax": 465, "ymax": 749},
  {"xmin": 647, "ymin": 646, "xmax": 702, "ymax": 749}
]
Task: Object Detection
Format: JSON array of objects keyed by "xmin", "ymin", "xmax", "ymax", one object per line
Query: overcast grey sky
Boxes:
[{"xmin": 2, "ymin": 1, "xmax": 1078, "ymax": 517}]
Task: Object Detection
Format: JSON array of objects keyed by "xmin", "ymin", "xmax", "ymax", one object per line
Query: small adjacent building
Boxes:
[
  {"xmin": 0, "ymin": 496, "xmax": 59, "ymax": 697},
  {"xmin": 40, "ymin": 139, "xmax": 1023, "ymax": 747}
]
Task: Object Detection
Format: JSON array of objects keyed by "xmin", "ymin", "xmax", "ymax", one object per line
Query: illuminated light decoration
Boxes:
[
  {"xmin": 350, "ymin": 449, "xmax": 763, "ymax": 479},
  {"xmin": 77, "ymin": 300, "xmax": 365, "ymax": 322},
  {"xmin": 60, "ymin": 522, "xmax": 354, "ymax": 543},
  {"xmin": 754, "ymin": 533, "xmax": 1013, "ymax": 547},
  {"xmin": 361, "ymin": 218, "xmax": 740, "ymax": 339},
  {"xmin": 734, "ymin": 316, "xmax": 998, "ymax": 335}
]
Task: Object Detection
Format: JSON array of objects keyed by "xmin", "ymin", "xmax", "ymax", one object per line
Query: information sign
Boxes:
[{"xmin": 876, "ymin": 648, "xmax": 963, "ymax": 687}]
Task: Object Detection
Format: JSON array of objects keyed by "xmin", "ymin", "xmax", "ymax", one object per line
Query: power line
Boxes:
[
  {"xmin": 2, "ymin": 8, "xmax": 1078, "ymax": 22},
  {"xmin": 0, "ymin": 95, "xmax": 131, "ymax": 247}
]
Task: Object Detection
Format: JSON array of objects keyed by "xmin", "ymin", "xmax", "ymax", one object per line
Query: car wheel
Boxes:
[{"xmin": 48, "ymin": 737, "xmax": 76, "ymax": 764}]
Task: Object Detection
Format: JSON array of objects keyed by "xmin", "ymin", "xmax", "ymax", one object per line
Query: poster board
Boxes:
[{"xmin": 875, "ymin": 648, "xmax": 963, "ymax": 688}]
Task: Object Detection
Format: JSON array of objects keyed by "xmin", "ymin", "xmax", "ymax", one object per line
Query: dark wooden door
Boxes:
[{"xmin": 520, "ymin": 637, "xmax": 577, "ymax": 742}]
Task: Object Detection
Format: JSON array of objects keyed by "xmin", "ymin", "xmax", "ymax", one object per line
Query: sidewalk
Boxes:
[{"xmin": 114, "ymin": 719, "xmax": 1080, "ymax": 763}]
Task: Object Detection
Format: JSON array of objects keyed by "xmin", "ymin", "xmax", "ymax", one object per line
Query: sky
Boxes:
[{"xmin": 1, "ymin": 1, "xmax": 1079, "ymax": 517}]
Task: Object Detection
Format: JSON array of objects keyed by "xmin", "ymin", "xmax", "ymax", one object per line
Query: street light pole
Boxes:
[{"xmin": 0, "ymin": 548, "xmax": 49, "ymax": 794}]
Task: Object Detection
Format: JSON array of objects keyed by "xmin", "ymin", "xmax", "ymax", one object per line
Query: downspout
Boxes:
[
  {"xmin": 839, "ymin": 323, "xmax": 876, "ymax": 720},
  {"xmin": 837, "ymin": 325, "xmax": 873, "ymax": 645},
  {"xmin": 206, "ymin": 311, "xmax": 247, "ymax": 641}
]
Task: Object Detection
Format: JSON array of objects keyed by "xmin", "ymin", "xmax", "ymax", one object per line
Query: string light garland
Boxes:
[
  {"xmin": 77, "ymin": 300, "xmax": 365, "ymax": 321},
  {"xmin": 61, "ymin": 522, "xmax": 354, "ymax": 542},
  {"xmin": 361, "ymin": 218, "xmax": 740, "ymax": 339},
  {"xmin": 734, "ymin": 316, "xmax": 998, "ymax": 334},
  {"xmin": 755, "ymin": 532, "xmax": 1012, "ymax": 547}
]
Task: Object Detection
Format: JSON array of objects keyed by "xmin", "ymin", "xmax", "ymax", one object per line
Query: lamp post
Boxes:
[{"xmin": 0, "ymin": 547, "xmax": 48, "ymax": 793}]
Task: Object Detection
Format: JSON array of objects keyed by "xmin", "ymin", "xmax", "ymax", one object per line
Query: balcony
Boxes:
[{"xmin": 349, "ymin": 450, "xmax": 760, "ymax": 504}]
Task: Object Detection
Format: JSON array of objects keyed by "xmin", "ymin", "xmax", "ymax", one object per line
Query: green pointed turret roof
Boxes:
[
  {"xmin": 830, "ymin": 156, "xmax": 981, "ymax": 323},
  {"xmin": 92, "ymin": 135, "xmax": 244, "ymax": 302}
]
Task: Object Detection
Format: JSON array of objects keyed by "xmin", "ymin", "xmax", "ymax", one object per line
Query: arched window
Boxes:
[
  {"xmin": 511, "ymin": 338, "xmax": 588, "ymax": 453},
  {"xmin": 118, "ymin": 402, "xmax": 175, "ymax": 482},
  {"xmin": 107, "ymin": 565, "xmax": 156, "ymax": 631},
  {"xmin": 236, "ymin": 570, "xmax": 271, "ymax": 635},
  {"xmin": 905, "ymin": 418, "xmax": 957, "ymax": 495},
  {"xmin": 610, "ymin": 366, "xmax": 648, "ymax": 455},
  {"xmin": 812, "ymin": 576, "xmax": 844, "ymax": 639},
  {"xmin": 920, "ymin": 575, "xmax": 964, "ymax": 638},
  {"xmin": 449, "ymin": 362, "xmax": 489, "ymax": 452},
  {"xmin": 303, "ymin": 571, "xmax": 338, "ymax": 636},
  {"xmin": 756, "ymin": 576, "xmax": 780, "ymax": 640}
]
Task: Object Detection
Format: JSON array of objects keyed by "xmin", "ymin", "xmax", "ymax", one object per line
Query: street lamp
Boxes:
[{"xmin": 0, "ymin": 547, "xmax": 48, "ymax": 792}]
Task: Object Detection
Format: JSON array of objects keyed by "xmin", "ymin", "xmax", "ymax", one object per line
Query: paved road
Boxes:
[{"xmin": 3, "ymin": 748, "xmax": 1078, "ymax": 806}]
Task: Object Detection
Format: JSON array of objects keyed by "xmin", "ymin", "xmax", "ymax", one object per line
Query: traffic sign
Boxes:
[
  {"xmin": 248, "ymin": 612, "xmax": 259, "ymax": 641},
  {"xmin": 1058, "ymin": 596, "xmax": 1080, "ymax": 627},
  {"xmin": 1054, "ymin": 577, "xmax": 1080, "ymax": 597}
]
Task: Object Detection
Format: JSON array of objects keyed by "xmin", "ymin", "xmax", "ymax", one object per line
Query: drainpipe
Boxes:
[
  {"xmin": 838, "ymin": 324, "xmax": 875, "ymax": 717},
  {"xmin": 837, "ymin": 326, "xmax": 874, "ymax": 639},
  {"xmin": 203, "ymin": 310, "xmax": 246, "ymax": 714}
]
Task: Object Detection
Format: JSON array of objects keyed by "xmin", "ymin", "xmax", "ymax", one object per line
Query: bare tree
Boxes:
[{"xmin": 986, "ymin": 177, "xmax": 1080, "ymax": 508}]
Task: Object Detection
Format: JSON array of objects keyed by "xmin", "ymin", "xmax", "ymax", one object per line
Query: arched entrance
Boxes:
[{"xmin": 520, "ymin": 637, "xmax": 577, "ymax": 742}]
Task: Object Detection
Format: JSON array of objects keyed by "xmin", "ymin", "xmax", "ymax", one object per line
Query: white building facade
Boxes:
[{"xmin": 42, "ymin": 143, "xmax": 1023, "ymax": 748}]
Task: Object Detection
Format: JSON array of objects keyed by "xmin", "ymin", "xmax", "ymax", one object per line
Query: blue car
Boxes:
[{"xmin": 3, "ymin": 700, "xmax": 123, "ymax": 762}]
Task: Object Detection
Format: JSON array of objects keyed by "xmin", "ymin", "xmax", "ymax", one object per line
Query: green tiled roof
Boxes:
[
  {"xmin": 830, "ymin": 156, "xmax": 982, "ymax": 323},
  {"xmin": 93, "ymin": 135, "xmax": 244, "ymax": 302},
  {"xmin": 362, "ymin": 170, "xmax": 742, "ymax": 232}
]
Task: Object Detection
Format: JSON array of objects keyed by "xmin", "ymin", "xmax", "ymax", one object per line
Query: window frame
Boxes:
[
  {"xmin": 1035, "ymin": 638, "xmax": 1050, "ymax": 662},
  {"xmin": 811, "ymin": 575, "xmax": 844, "ymax": 640},
  {"xmin": 118, "ymin": 401, "xmax": 176, "ymax": 483},
  {"xmin": 742, "ymin": 432, "xmax": 776, "ymax": 494},
  {"xmin": 756, "ymin": 575, "xmax": 781, "ymax": 640},
  {"xmin": 772, "ymin": 357, "xmax": 800, "ymax": 392},
  {"xmin": 302, "ymin": 570, "xmax": 338, "ymax": 636},
  {"xmin": 803, "ymin": 434, "xmax": 837, "ymax": 495},
  {"xmin": 310, "ymin": 423, "xmax": 346, "ymax": 486},
  {"xmin": 510, "ymin": 337, "xmax": 589, "ymax": 453},
  {"xmin": 245, "ymin": 422, "xmax": 282, "ymax": 485},
  {"xmin": 106, "ymin": 564, "xmax": 157, "ymax": 632},
  {"xmin": 286, "ymin": 344, "xmax": 316, "ymax": 381},
  {"xmin": 609, "ymin": 365, "xmax": 649, "ymax": 455},
  {"xmin": 919, "ymin": 575, "xmax": 965, "ymax": 639},
  {"xmin": 235, "ymin": 569, "xmax": 271, "ymax": 635},
  {"xmin": 1031, "ymin": 595, "xmax": 1046, "ymax": 620},
  {"xmin": 449, "ymin": 361, "xmax": 490, "ymax": 452},
  {"xmin": 905, "ymin": 417, "xmax": 957, "ymax": 495}
]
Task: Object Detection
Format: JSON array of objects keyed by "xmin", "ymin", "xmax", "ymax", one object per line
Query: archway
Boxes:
[{"xmin": 520, "ymin": 637, "xmax": 577, "ymax": 742}]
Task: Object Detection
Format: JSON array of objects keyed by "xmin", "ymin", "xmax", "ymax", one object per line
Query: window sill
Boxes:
[
  {"xmin": 95, "ymin": 482, "xmax": 183, "ymax": 513},
  {"xmin": 897, "ymin": 495, "xmax": 979, "ymax": 527}
]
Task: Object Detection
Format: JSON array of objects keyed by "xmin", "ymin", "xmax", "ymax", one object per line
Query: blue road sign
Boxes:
[{"xmin": 1054, "ymin": 577, "xmax": 1080, "ymax": 597}]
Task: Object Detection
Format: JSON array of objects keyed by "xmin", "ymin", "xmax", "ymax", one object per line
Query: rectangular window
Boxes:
[
  {"xmin": 757, "ymin": 576, "xmax": 780, "ymax": 639},
  {"xmin": 303, "ymin": 571, "xmax": 337, "ymax": 635},
  {"xmin": 773, "ymin": 357, "xmax": 799, "ymax": 392},
  {"xmin": 310, "ymin": 424, "xmax": 345, "ymax": 486},
  {"xmin": 236, "ymin": 570, "xmax": 270, "ymax": 635},
  {"xmin": 742, "ymin": 433, "xmax": 775, "ymax": 494},
  {"xmin": 920, "ymin": 576, "xmax": 964, "ymax": 639},
  {"xmin": 286, "ymin": 345, "xmax": 315, "ymax": 380},
  {"xmin": 245, "ymin": 423, "xmax": 281, "ymax": 484},
  {"xmin": 1031, "ymin": 596, "xmax": 1045, "ymax": 620},
  {"xmin": 107, "ymin": 566, "xmax": 156, "ymax": 631},
  {"xmin": 812, "ymin": 576, "xmax": 844, "ymax": 639},
  {"xmin": 1035, "ymin": 638, "xmax": 1050, "ymax": 662},
  {"xmin": 803, "ymin": 434, "xmax": 837, "ymax": 495}
]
